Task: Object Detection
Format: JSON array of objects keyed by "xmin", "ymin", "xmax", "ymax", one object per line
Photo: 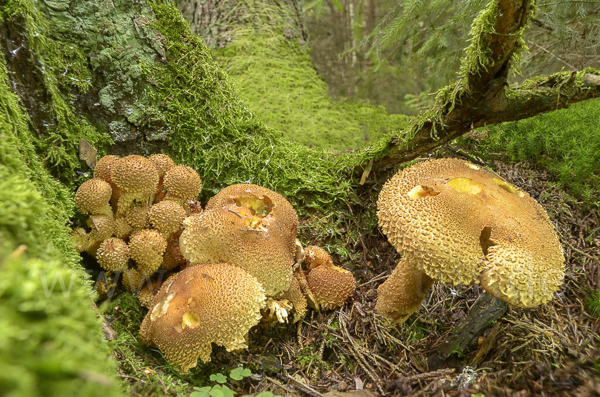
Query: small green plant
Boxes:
[
  {"xmin": 585, "ymin": 291, "xmax": 600, "ymax": 317},
  {"xmin": 190, "ymin": 367, "xmax": 259, "ymax": 397}
]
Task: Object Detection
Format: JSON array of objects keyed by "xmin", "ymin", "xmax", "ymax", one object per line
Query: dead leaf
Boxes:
[{"xmin": 79, "ymin": 138, "xmax": 97, "ymax": 170}]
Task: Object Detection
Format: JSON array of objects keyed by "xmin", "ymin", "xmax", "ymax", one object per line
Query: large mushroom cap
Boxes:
[
  {"xmin": 377, "ymin": 158, "xmax": 564, "ymax": 308},
  {"xmin": 148, "ymin": 153, "xmax": 175, "ymax": 178},
  {"xmin": 74, "ymin": 178, "xmax": 113, "ymax": 217},
  {"xmin": 94, "ymin": 155, "xmax": 120, "ymax": 184},
  {"xmin": 139, "ymin": 264, "xmax": 266, "ymax": 373},
  {"xmin": 180, "ymin": 184, "xmax": 299, "ymax": 297},
  {"xmin": 111, "ymin": 155, "xmax": 159, "ymax": 215}
]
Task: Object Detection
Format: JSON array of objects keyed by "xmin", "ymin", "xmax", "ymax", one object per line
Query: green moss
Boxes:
[
  {"xmin": 211, "ymin": 2, "xmax": 409, "ymax": 150},
  {"xmin": 0, "ymin": 56, "xmax": 121, "ymax": 396}
]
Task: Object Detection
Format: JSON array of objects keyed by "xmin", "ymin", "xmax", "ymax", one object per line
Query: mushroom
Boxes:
[
  {"xmin": 96, "ymin": 238, "xmax": 130, "ymax": 272},
  {"xmin": 74, "ymin": 178, "xmax": 113, "ymax": 217},
  {"xmin": 129, "ymin": 229, "xmax": 167, "ymax": 277},
  {"xmin": 85, "ymin": 215, "xmax": 115, "ymax": 255},
  {"xmin": 161, "ymin": 230, "xmax": 186, "ymax": 271},
  {"xmin": 121, "ymin": 268, "xmax": 144, "ymax": 293},
  {"xmin": 125, "ymin": 204, "xmax": 151, "ymax": 232},
  {"xmin": 113, "ymin": 217, "xmax": 132, "ymax": 240},
  {"xmin": 303, "ymin": 246, "xmax": 356, "ymax": 311},
  {"xmin": 149, "ymin": 153, "xmax": 175, "ymax": 202},
  {"xmin": 274, "ymin": 276, "xmax": 307, "ymax": 324},
  {"xmin": 139, "ymin": 263, "xmax": 266, "ymax": 373},
  {"xmin": 111, "ymin": 155, "xmax": 159, "ymax": 216},
  {"xmin": 376, "ymin": 158, "xmax": 565, "ymax": 322},
  {"xmin": 94, "ymin": 155, "xmax": 121, "ymax": 210},
  {"xmin": 163, "ymin": 165, "xmax": 202, "ymax": 210},
  {"xmin": 179, "ymin": 184, "xmax": 299, "ymax": 297},
  {"xmin": 148, "ymin": 200, "xmax": 186, "ymax": 239}
]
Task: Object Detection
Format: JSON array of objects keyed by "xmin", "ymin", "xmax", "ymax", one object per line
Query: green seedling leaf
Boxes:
[
  {"xmin": 210, "ymin": 373, "xmax": 228, "ymax": 384},
  {"xmin": 230, "ymin": 367, "xmax": 252, "ymax": 380},
  {"xmin": 190, "ymin": 386, "xmax": 212, "ymax": 397}
]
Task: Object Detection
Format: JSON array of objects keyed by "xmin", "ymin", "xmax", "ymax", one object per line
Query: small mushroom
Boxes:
[
  {"xmin": 139, "ymin": 264, "xmax": 266, "ymax": 373},
  {"xmin": 111, "ymin": 155, "xmax": 159, "ymax": 216},
  {"xmin": 74, "ymin": 178, "xmax": 113, "ymax": 217},
  {"xmin": 149, "ymin": 153, "xmax": 175, "ymax": 199},
  {"xmin": 96, "ymin": 238, "xmax": 130, "ymax": 272},
  {"xmin": 163, "ymin": 165, "xmax": 202, "ymax": 210},
  {"xmin": 149, "ymin": 200, "xmax": 186, "ymax": 239},
  {"xmin": 376, "ymin": 158, "xmax": 565, "ymax": 322},
  {"xmin": 303, "ymin": 246, "xmax": 356, "ymax": 311},
  {"xmin": 94, "ymin": 155, "xmax": 121, "ymax": 210},
  {"xmin": 129, "ymin": 229, "xmax": 167, "ymax": 277},
  {"xmin": 125, "ymin": 204, "xmax": 151, "ymax": 232}
]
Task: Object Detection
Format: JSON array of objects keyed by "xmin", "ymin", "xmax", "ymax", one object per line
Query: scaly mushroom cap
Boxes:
[
  {"xmin": 377, "ymin": 158, "xmax": 565, "ymax": 307},
  {"xmin": 75, "ymin": 178, "xmax": 113, "ymax": 217},
  {"xmin": 163, "ymin": 165, "xmax": 202, "ymax": 206},
  {"xmin": 94, "ymin": 155, "xmax": 120, "ymax": 184},
  {"xmin": 125, "ymin": 204, "xmax": 151, "ymax": 232},
  {"xmin": 180, "ymin": 184, "xmax": 298, "ymax": 296},
  {"xmin": 139, "ymin": 264, "xmax": 266, "ymax": 373},
  {"xmin": 149, "ymin": 200, "xmax": 187, "ymax": 239},
  {"xmin": 113, "ymin": 217, "xmax": 132, "ymax": 240},
  {"xmin": 96, "ymin": 238, "xmax": 130, "ymax": 271},
  {"xmin": 149, "ymin": 153, "xmax": 175, "ymax": 178},
  {"xmin": 129, "ymin": 229, "xmax": 167, "ymax": 277},
  {"xmin": 95, "ymin": 277, "xmax": 117, "ymax": 300},
  {"xmin": 87, "ymin": 215, "xmax": 115, "ymax": 243},
  {"xmin": 111, "ymin": 155, "xmax": 159, "ymax": 216},
  {"xmin": 304, "ymin": 245, "xmax": 333, "ymax": 272},
  {"xmin": 122, "ymin": 268, "xmax": 144, "ymax": 293},
  {"xmin": 71, "ymin": 228, "xmax": 90, "ymax": 253},
  {"xmin": 137, "ymin": 277, "xmax": 168, "ymax": 309},
  {"xmin": 306, "ymin": 263, "xmax": 356, "ymax": 311}
]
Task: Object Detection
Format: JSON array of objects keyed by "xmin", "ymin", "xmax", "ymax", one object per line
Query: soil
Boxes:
[{"xmin": 108, "ymin": 152, "xmax": 600, "ymax": 397}]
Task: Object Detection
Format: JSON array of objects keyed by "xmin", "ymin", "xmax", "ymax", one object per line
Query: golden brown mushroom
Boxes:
[
  {"xmin": 74, "ymin": 178, "xmax": 113, "ymax": 217},
  {"xmin": 148, "ymin": 200, "xmax": 186, "ymax": 239},
  {"xmin": 94, "ymin": 155, "xmax": 121, "ymax": 210},
  {"xmin": 163, "ymin": 165, "xmax": 202, "ymax": 209},
  {"xmin": 303, "ymin": 246, "xmax": 356, "ymax": 311},
  {"xmin": 179, "ymin": 184, "xmax": 298, "ymax": 297},
  {"xmin": 96, "ymin": 238, "xmax": 130, "ymax": 272},
  {"xmin": 129, "ymin": 229, "xmax": 167, "ymax": 277},
  {"xmin": 376, "ymin": 158, "xmax": 565, "ymax": 322},
  {"xmin": 149, "ymin": 153, "xmax": 175, "ymax": 202},
  {"xmin": 125, "ymin": 204, "xmax": 151, "ymax": 232},
  {"xmin": 111, "ymin": 155, "xmax": 159, "ymax": 216},
  {"xmin": 139, "ymin": 264, "xmax": 266, "ymax": 373},
  {"xmin": 121, "ymin": 268, "xmax": 144, "ymax": 293}
]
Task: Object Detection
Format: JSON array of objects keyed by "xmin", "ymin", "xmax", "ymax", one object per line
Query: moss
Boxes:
[
  {"xmin": 0, "ymin": 55, "xmax": 121, "ymax": 395},
  {"xmin": 211, "ymin": 1, "xmax": 410, "ymax": 151}
]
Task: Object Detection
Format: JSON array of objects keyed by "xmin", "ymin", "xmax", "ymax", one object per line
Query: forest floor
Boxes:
[{"xmin": 104, "ymin": 150, "xmax": 600, "ymax": 397}]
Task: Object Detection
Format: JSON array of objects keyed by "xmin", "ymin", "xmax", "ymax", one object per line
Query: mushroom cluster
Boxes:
[
  {"xmin": 71, "ymin": 153, "xmax": 356, "ymax": 372},
  {"xmin": 376, "ymin": 158, "xmax": 565, "ymax": 323},
  {"xmin": 72, "ymin": 154, "xmax": 201, "ymax": 301}
]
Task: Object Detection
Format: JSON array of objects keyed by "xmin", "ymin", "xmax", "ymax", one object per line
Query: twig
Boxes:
[
  {"xmin": 282, "ymin": 374, "xmax": 324, "ymax": 397},
  {"xmin": 339, "ymin": 314, "xmax": 386, "ymax": 395},
  {"xmin": 396, "ymin": 368, "xmax": 454, "ymax": 384},
  {"xmin": 563, "ymin": 240, "xmax": 599, "ymax": 262}
]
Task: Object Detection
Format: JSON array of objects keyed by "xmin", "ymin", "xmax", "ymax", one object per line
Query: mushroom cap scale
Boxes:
[
  {"xmin": 139, "ymin": 264, "xmax": 266, "ymax": 373},
  {"xmin": 377, "ymin": 158, "xmax": 564, "ymax": 307},
  {"xmin": 149, "ymin": 200, "xmax": 186, "ymax": 239}
]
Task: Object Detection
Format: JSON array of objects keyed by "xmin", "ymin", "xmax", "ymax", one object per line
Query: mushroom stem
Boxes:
[{"xmin": 375, "ymin": 257, "xmax": 434, "ymax": 324}]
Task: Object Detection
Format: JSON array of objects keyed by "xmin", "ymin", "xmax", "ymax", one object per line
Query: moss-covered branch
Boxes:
[{"xmin": 368, "ymin": 0, "xmax": 600, "ymax": 171}]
